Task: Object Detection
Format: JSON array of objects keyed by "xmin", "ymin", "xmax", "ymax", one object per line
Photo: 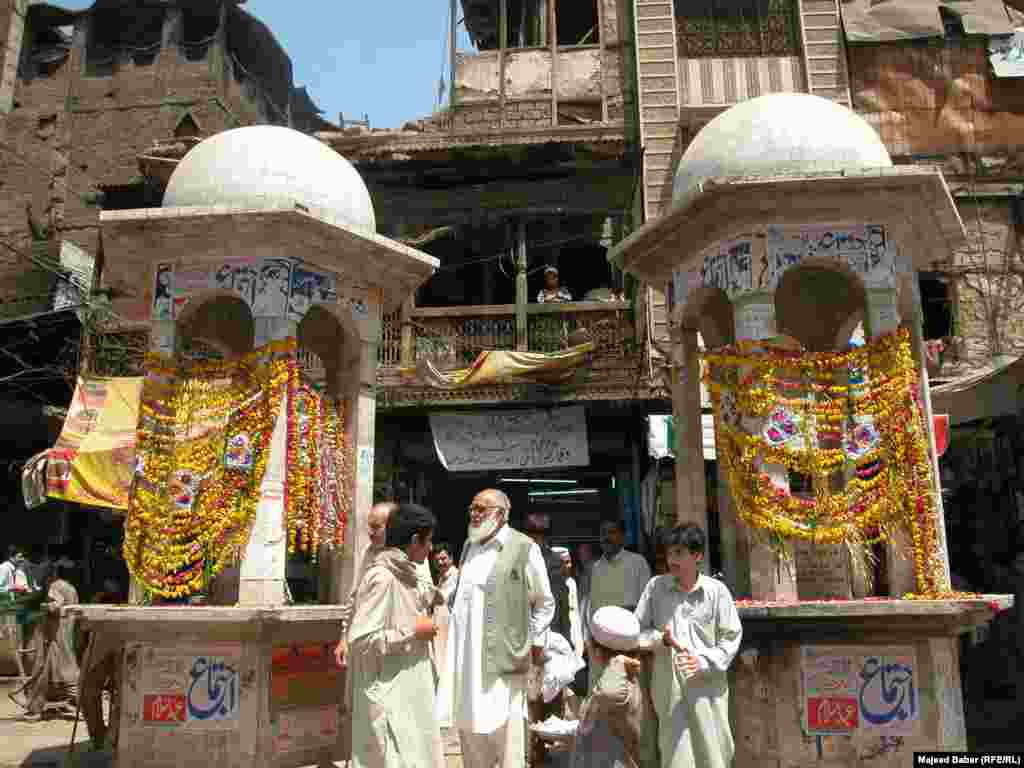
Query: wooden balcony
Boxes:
[{"xmin": 376, "ymin": 301, "xmax": 662, "ymax": 406}]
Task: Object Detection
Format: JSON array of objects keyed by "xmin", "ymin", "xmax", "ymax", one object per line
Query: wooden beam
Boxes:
[
  {"xmin": 596, "ymin": 0, "xmax": 608, "ymax": 123},
  {"xmin": 516, "ymin": 220, "xmax": 529, "ymax": 350},
  {"xmin": 499, "ymin": 0, "xmax": 508, "ymax": 130},
  {"xmin": 550, "ymin": 0, "xmax": 558, "ymax": 127}
]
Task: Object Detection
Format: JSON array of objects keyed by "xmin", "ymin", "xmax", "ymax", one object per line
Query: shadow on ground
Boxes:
[{"xmin": 14, "ymin": 745, "xmax": 112, "ymax": 768}]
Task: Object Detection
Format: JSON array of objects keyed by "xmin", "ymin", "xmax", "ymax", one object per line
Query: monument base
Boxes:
[
  {"xmin": 71, "ymin": 605, "xmax": 349, "ymax": 768},
  {"xmin": 731, "ymin": 596, "xmax": 1013, "ymax": 768}
]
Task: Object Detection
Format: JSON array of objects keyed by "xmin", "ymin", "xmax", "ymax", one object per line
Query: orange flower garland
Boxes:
[
  {"xmin": 125, "ymin": 337, "xmax": 353, "ymax": 599},
  {"xmin": 704, "ymin": 329, "xmax": 950, "ymax": 597},
  {"xmin": 285, "ymin": 381, "xmax": 351, "ymax": 555},
  {"xmin": 125, "ymin": 339, "xmax": 296, "ymax": 598}
]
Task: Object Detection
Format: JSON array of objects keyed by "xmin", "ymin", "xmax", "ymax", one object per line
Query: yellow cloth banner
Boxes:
[
  {"xmin": 403, "ymin": 342, "xmax": 595, "ymax": 389},
  {"xmin": 47, "ymin": 377, "xmax": 142, "ymax": 511}
]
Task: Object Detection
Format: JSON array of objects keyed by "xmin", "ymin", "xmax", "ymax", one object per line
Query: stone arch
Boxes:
[
  {"xmin": 681, "ymin": 287, "xmax": 734, "ymax": 350},
  {"xmin": 296, "ymin": 304, "xmax": 360, "ymax": 400},
  {"xmin": 175, "ymin": 292, "xmax": 255, "ymax": 359},
  {"xmin": 774, "ymin": 260, "xmax": 867, "ymax": 352}
]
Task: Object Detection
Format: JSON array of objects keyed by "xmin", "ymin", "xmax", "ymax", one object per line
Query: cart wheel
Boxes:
[{"xmin": 81, "ymin": 649, "xmax": 120, "ymax": 748}]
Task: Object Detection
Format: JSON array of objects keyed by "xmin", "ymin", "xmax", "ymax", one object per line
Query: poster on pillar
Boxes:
[
  {"xmin": 149, "ymin": 257, "xmax": 364, "ymax": 327},
  {"xmin": 120, "ymin": 642, "xmax": 252, "ymax": 737},
  {"xmin": 429, "ymin": 406, "xmax": 590, "ymax": 471},
  {"xmin": 801, "ymin": 645, "xmax": 920, "ymax": 737}
]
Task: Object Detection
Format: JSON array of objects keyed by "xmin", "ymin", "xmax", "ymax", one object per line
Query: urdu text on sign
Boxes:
[{"xmin": 429, "ymin": 406, "xmax": 590, "ymax": 472}]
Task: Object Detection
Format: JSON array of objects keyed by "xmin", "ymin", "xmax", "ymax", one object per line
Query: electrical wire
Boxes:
[{"xmin": 432, "ymin": 232, "xmax": 602, "ymax": 274}]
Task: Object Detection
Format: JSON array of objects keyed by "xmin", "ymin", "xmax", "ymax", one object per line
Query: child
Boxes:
[
  {"xmin": 569, "ymin": 606, "xmax": 654, "ymax": 768},
  {"xmin": 634, "ymin": 524, "xmax": 742, "ymax": 768}
]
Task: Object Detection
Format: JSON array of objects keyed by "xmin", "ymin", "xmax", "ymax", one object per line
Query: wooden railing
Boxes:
[{"xmin": 378, "ymin": 301, "xmax": 634, "ymax": 370}]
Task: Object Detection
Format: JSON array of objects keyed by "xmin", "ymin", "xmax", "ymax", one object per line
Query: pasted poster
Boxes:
[
  {"xmin": 289, "ymin": 266, "xmax": 338, "ymax": 321},
  {"xmin": 701, "ymin": 249, "xmax": 729, "ymax": 294},
  {"xmin": 253, "ymin": 259, "xmax": 293, "ymax": 318},
  {"xmin": 764, "ymin": 226, "xmax": 806, "ymax": 291},
  {"xmin": 173, "ymin": 266, "xmax": 214, "ymax": 319},
  {"xmin": 121, "ymin": 643, "xmax": 250, "ymax": 732},
  {"xmin": 801, "ymin": 646, "xmax": 919, "ymax": 736},
  {"xmin": 429, "ymin": 406, "xmax": 590, "ymax": 471},
  {"xmin": 153, "ymin": 264, "xmax": 174, "ymax": 321},
  {"xmin": 863, "ymin": 225, "xmax": 896, "ymax": 289},
  {"xmin": 212, "ymin": 260, "xmax": 260, "ymax": 307},
  {"xmin": 804, "ymin": 226, "xmax": 868, "ymax": 274},
  {"xmin": 724, "ymin": 238, "xmax": 753, "ymax": 296}
]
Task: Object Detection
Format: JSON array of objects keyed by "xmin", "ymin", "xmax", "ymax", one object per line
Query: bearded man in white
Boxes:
[{"xmin": 437, "ymin": 489, "xmax": 555, "ymax": 768}]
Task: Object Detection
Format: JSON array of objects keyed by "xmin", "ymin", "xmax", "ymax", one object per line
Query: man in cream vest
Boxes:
[{"xmin": 437, "ymin": 488, "xmax": 555, "ymax": 768}]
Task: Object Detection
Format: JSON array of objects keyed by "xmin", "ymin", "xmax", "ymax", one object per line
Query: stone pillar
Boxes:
[
  {"xmin": 238, "ymin": 319, "xmax": 299, "ymax": 606},
  {"xmin": 671, "ymin": 326, "xmax": 708, "ymax": 572},
  {"xmin": 332, "ymin": 298, "xmax": 383, "ymax": 606},
  {"xmin": 515, "ymin": 221, "xmax": 528, "ymax": 351},
  {"xmin": 731, "ymin": 293, "xmax": 798, "ymax": 601},
  {"xmin": 237, "ymin": 401, "xmax": 289, "ymax": 606}
]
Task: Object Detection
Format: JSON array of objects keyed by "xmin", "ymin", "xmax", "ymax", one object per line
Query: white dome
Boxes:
[
  {"xmin": 672, "ymin": 93, "xmax": 892, "ymax": 205},
  {"xmin": 163, "ymin": 125, "xmax": 376, "ymax": 232}
]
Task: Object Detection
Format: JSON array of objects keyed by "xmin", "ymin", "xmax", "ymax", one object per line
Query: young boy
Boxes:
[
  {"xmin": 634, "ymin": 523, "xmax": 742, "ymax": 768},
  {"xmin": 569, "ymin": 606, "xmax": 654, "ymax": 768}
]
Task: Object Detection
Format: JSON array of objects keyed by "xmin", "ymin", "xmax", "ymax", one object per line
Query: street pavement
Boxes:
[{"xmin": 0, "ymin": 677, "xmax": 111, "ymax": 768}]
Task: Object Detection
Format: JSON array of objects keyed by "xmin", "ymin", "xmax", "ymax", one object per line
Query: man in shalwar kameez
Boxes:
[
  {"xmin": 437, "ymin": 488, "xmax": 555, "ymax": 768},
  {"xmin": 347, "ymin": 503, "xmax": 444, "ymax": 768},
  {"xmin": 635, "ymin": 524, "xmax": 742, "ymax": 768}
]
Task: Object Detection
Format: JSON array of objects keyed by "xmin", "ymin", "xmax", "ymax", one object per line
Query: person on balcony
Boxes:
[{"xmin": 537, "ymin": 266, "xmax": 572, "ymax": 304}]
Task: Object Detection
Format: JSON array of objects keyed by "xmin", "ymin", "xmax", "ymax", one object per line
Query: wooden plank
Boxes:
[{"xmin": 412, "ymin": 304, "xmax": 516, "ymax": 318}]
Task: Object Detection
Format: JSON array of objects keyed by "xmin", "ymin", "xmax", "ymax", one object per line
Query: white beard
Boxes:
[{"xmin": 467, "ymin": 516, "xmax": 500, "ymax": 544}]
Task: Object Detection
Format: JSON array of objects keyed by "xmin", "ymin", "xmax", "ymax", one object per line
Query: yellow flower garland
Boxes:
[
  {"xmin": 125, "ymin": 337, "xmax": 353, "ymax": 599},
  {"xmin": 704, "ymin": 329, "xmax": 949, "ymax": 597}
]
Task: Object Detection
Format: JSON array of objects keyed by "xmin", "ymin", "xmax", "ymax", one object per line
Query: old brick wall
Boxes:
[
  {"xmin": 850, "ymin": 40, "xmax": 1024, "ymax": 166},
  {"xmin": 0, "ymin": 11, "xmax": 271, "ymax": 307}
]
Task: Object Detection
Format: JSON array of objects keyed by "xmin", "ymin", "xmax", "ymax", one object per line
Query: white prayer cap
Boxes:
[
  {"xmin": 551, "ymin": 546, "xmax": 571, "ymax": 562},
  {"xmin": 591, "ymin": 606, "xmax": 640, "ymax": 652}
]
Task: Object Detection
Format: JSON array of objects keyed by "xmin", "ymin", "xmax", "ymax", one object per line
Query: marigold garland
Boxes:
[
  {"xmin": 704, "ymin": 329, "xmax": 950, "ymax": 597},
  {"xmin": 124, "ymin": 337, "xmax": 353, "ymax": 599}
]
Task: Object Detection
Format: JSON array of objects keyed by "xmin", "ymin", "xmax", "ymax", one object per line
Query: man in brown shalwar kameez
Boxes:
[{"xmin": 9, "ymin": 559, "xmax": 80, "ymax": 720}]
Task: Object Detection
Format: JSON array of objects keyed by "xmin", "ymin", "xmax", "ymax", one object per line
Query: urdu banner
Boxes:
[{"xmin": 429, "ymin": 406, "xmax": 590, "ymax": 472}]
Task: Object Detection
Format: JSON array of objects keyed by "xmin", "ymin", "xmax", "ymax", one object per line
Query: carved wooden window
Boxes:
[{"xmin": 675, "ymin": 0, "xmax": 800, "ymax": 58}]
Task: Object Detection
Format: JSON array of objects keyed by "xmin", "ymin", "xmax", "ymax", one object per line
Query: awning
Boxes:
[
  {"xmin": 840, "ymin": 0, "xmax": 1017, "ymax": 42},
  {"xmin": 24, "ymin": 376, "xmax": 142, "ymax": 512},
  {"xmin": 930, "ymin": 355, "xmax": 1024, "ymax": 425}
]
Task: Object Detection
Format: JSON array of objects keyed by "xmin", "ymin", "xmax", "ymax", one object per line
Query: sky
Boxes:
[{"xmin": 60, "ymin": 1, "xmax": 478, "ymax": 129}]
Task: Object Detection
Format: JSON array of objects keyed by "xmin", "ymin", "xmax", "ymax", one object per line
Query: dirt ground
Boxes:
[{"xmin": 0, "ymin": 677, "xmax": 111, "ymax": 768}]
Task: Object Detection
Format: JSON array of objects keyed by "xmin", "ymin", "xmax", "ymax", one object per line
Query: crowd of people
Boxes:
[{"xmin": 334, "ymin": 490, "xmax": 743, "ymax": 768}]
